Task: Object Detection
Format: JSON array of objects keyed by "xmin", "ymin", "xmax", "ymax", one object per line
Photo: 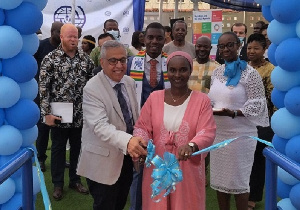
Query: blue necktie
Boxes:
[{"xmin": 114, "ymin": 84, "xmax": 133, "ymax": 134}]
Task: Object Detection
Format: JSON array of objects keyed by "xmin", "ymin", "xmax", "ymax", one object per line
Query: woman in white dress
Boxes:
[{"xmin": 208, "ymin": 32, "xmax": 269, "ymax": 210}]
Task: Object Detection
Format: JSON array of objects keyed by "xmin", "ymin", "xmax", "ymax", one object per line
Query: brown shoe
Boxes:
[
  {"xmin": 53, "ymin": 187, "xmax": 63, "ymax": 201},
  {"xmin": 69, "ymin": 183, "xmax": 89, "ymax": 195}
]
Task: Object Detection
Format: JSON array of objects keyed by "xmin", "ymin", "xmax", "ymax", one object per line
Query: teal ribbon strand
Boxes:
[
  {"xmin": 145, "ymin": 139, "xmax": 155, "ymax": 168},
  {"xmin": 31, "ymin": 148, "xmax": 52, "ymax": 210}
]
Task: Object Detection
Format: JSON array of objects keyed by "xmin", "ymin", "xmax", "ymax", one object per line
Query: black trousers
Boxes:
[
  {"xmin": 36, "ymin": 122, "xmax": 50, "ymax": 162},
  {"xmin": 87, "ymin": 155, "xmax": 133, "ymax": 210},
  {"xmin": 51, "ymin": 127, "xmax": 82, "ymax": 187},
  {"xmin": 249, "ymin": 125, "xmax": 274, "ymax": 202}
]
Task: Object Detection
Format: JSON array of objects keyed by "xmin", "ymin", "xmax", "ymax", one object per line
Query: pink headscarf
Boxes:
[{"xmin": 166, "ymin": 51, "xmax": 193, "ymax": 72}]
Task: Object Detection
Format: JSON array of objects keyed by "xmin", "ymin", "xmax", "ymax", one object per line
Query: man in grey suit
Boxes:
[{"xmin": 77, "ymin": 40, "xmax": 147, "ymax": 210}]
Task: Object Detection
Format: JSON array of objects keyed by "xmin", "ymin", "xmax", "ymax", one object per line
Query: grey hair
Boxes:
[{"xmin": 100, "ymin": 40, "xmax": 127, "ymax": 58}]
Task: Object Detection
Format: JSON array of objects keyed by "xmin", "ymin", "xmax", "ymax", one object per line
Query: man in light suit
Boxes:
[{"xmin": 77, "ymin": 40, "xmax": 147, "ymax": 210}]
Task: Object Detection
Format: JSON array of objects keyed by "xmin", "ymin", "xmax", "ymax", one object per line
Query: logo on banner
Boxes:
[
  {"xmin": 54, "ymin": 6, "xmax": 86, "ymax": 28},
  {"xmin": 123, "ymin": 27, "xmax": 130, "ymax": 34},
  {"xmin": 123, "ymin": 10, "xmax": 129, "ymax": 16},
  {"xmin": 105, "ymin": 11, "xmax": 111, "ymax": 16}
]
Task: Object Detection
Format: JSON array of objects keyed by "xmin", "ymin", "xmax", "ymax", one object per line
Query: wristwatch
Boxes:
[{"xmin": 188, "ymin": 142, "xmax": 196, "ymax": 152}]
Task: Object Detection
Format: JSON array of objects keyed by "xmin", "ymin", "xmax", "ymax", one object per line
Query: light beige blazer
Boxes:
[{"xmin": 77, "ymin": 71, "xmax": 139, "ymax": 185}]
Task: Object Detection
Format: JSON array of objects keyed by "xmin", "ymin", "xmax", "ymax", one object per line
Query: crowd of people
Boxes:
[{"xmin": 35, "ymin": 18, "xmax": 274, "ymax": 210}]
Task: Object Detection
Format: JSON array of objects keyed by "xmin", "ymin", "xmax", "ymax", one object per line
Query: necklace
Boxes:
[{"xmin": 170, "ymin": 89, "xmax": 189, "ymax": 103}]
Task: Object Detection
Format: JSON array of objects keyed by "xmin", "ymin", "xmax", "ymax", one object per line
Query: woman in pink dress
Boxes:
[{"xmin": 134, "ymin": 51, "xmax": 216, "ymax": 210}]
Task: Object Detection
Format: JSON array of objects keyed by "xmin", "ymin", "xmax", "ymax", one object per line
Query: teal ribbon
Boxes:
[
  {"xmin": 192, "ymin": 135, "xmax": 274, "ymax": 156},
  {"xmin": 145, "ymin": 140, "xmax": 155, "ymax": 168},
  {"xmin": 150, "ymin": 152, "xmax": 182, "ymax": 201},
  {"xmin": 31, "ymin": 148, "xmax": 52, "ymax": 210},
  {"xmin": 145, "ymin": 136, "xmax": 273, "ymax": 201}
]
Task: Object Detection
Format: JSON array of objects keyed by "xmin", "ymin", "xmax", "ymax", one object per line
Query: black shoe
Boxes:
[
  {"xmin": 53, "ymin": 187, "xmax": 63, "ymax": 201},
  {"xmin": 39, "ymin": 161, "xmax": 46, "ymax": 172},
  {"xmin": 65, "ymin": 161, "xmax": 70, "ymax": 168},
  {"xmin": 69, "ymin": 183, "xmax": 89, "ymax": 195}
]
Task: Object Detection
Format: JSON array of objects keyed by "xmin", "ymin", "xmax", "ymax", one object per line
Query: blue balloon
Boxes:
[
  {"xmin": 0, "ymin": 125, "xmax": 23, "ymax": 155},
  {"xmin": 0, "ymin": 108, "xmax": 4, "ymax": 126},
  {"xmin": 5, "ymin": 99, "xmax": 40, "ymax": 130},
  {"xmin": 5, "ymin": 2, "xmax": 43, "ymax": 35},
  {"xmin": 2, "ymin": 52, "xmax": 38, "ymax": 83},
  {"xmin": 290, "ymin": 183, "xmax": 300, "ymax": 210},
  {"xmin": 0, "ymin": 9, "xmax": 4, "ymax": 25},
  {"xmin": 272, "ymin": 134, "xmax": 288, "ymax": 154},
  {"xmin": 0, "ymin": 178, "xmax": 16, "ymax": 204},
  {"xmin": 271, "ymin": 0, "xmax": 300, "ymax": 24},
  {"xmin": 24, "ymin": 0, "xmax": 47, "ymax": 11},
  {"xmin": 19, "ymin": 78, "xmax": 38, "ymax": 100},
  {"xmin": 275, "ymin": 38, "xmax": 300, "ymax": 72},
  {"xmin": 277, "ymin": 198, "xmax": 297, "ymax": 210},
  {"xmin": 0, "ymin": 26, "xmax": 23, "ymax": 59},
  {"xmin": 271, "ymin": 66, "xmax": 300, "ymax": 91},
  {"xmin": 14, "ymin": 174, "xmax": 22, "ymax": 193},
  {"xmin": 262, "ymin": 6, "xmax": 274, "ymax": 22},
  {"xmin": 0, "ymin": 76, "xmax": 21, "ymax": 108},
  {"xmin": 271, "ymin": 108, "xmax": 300, "ymax": 139},
  {"xmin": 278, "ymin": 167, "xmax": 300, "ymax": 186},
  {"xmin": 21, "ymin": 33, "xmax": 39, "ymax": 55},
  {"xmin": 296, "ymin": 20, "xmax": 300, "ymax": 40},
  {"xmin": 271, "ymin": 88, "xmax": 286, "ymax": 109},
  {"xmin": 285, "ymin": 87, "xmax": 300, "ymax": 116},
  {"xmin": 0, "ymin": 0, "xmax": 22, "ymax": 10},
  {"xmin": 268, "ymin": 43, "xmax": 277, "ymax": 66},
  {"xmin": 285, "ymin": 135, "xmax": 300, "ymax": 163},
  {"xmin": 277, "ymin": 178, "xmax": 292, "ymax": 199},
  {"xmin": 20, "ymin": 125, "xmax": 38, "ymax": 147},
  {"xmin": 1, "ymin": 193, "xmax": 22, "ymax": 210},
  {"xmin": 268, "ymin": 20, "xmax": 297, "ymax": 45}
]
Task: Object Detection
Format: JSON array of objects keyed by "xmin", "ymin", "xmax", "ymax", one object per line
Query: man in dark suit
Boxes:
[
  {"xmin": 216, "ymin": 23, "xmax": 248, "ymax": 64},
  {"xmin": 77, "ymin": 40, "xmax": 147, "ymax": 210}
]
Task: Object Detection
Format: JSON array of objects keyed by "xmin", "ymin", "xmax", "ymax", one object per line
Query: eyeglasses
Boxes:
[
  {"xmin": 106, "ymin": 57, "xmax": 127, "ymax": 65},
  {"xmin": 254, "ymin": 27, "xmax": 261, "ymax": 30},
  {"xmin": 217, "ymin": 42, "xmax": 238, "ymax": 50}
]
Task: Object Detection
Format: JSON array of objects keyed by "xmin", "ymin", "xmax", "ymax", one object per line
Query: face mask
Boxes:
[
  {"xmin": 238, "ymin": 37, "xmax": 244, "ymax": 43},
  {"xmin": 107, "ymin": 30, "xmax": 120, "ymax": 41},
  {"xmin": 37, "ymin": 34, "xmax": 43, "ymax": 40}
]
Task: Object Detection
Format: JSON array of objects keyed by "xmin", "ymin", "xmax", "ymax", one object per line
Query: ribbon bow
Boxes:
[
  {"xmin": 145, "ymin": 140, "xmax": 155, "ymax": 168},
  {"xmin": 150, "ymin": 152, "xmax": 183, "ymax": 200}
]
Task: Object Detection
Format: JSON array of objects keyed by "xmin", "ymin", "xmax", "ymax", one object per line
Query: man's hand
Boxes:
[
  {"xmin": 44, "ymin": 115, "xmax": 62, "ymax": 126},
  {"xmin": 127, "ymin": 136, "xmax": 147, "ymax": 158}
]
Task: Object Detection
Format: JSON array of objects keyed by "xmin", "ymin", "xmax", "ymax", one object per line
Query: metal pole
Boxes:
[
  {"xmin": 71, "ymin": 0, "xmax": 76, "ymax": 24},
  {"xmin": 159, "ymin": 0, "xmax": 163, "ymax": 24},
  {"xmin": 174, "ymin": 0, "xmax": 178, "ymax": 19}
]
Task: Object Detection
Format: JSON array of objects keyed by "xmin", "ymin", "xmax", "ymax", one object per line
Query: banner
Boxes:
[
  {"xmin": 193, "ymin": 10, "xmax": 222, "ymax": 60},
  {"xmin": 200, "ymin": 0, "xmax": 261, "ymax": 12},
  {"xmin": 41, "ymin": 0, "xmax": 143, "ymax": 46}
]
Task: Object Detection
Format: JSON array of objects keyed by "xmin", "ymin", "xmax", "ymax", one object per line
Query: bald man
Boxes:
[
  {"xmin": 188, "ymin": 36, "xmax": 220, "ymax": 93},
  {"xmin": 39, "ymin": 23, "xmax": 95, "ymax": 201}
]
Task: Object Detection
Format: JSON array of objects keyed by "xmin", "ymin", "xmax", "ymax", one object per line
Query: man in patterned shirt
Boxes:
[
  {"xmin": 39, "ymin": 23, "xmax": 94, "ymax": 200},
  {"xmin": 188, "ymin": 36, "xmax": 220, "ymax": 93}
]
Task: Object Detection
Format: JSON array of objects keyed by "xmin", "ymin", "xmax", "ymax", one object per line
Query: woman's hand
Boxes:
[
  {"xmin": 177, "ymin": 144, "xmax": 193, "ymax": 161},
  {"xmin": 213, "ymin": 108, "xmax": 235, "ymax": 118}
]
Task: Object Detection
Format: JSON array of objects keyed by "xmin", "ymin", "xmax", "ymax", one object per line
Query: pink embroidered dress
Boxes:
[{"xmin": 134, "ymin": 90, "xmax": 216, "ymax": 210}]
